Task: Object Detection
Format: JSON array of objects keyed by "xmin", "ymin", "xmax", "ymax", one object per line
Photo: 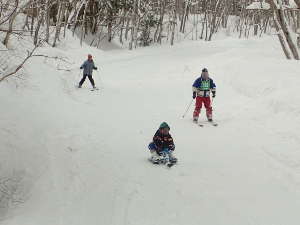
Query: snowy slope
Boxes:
[{"xmin": 1, "ymin": 32, "xmax": 300, "ymax": 225}]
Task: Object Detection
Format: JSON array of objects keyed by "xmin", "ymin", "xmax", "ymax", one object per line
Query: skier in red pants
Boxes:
[{"xmin": 192, "ymin": 68, "xmax": 216, "ymax": 122}]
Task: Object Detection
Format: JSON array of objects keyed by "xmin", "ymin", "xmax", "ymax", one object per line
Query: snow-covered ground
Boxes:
[{"xmin": 1, "ymin": 32, "xmax": 300, "ymax": 225}]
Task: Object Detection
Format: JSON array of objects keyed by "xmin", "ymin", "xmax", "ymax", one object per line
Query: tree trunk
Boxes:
[
  {"xmin": 274, "ymin": 13, "xmax": 292, "ymax": 59},
  {"xmin": 52, "ymin": 0, "xmax": 64, "ymax": 47},
  {"xmin": 34, "ymin": 0, "xmax": 45, "ymax": 46},
  {"xmin": 72, "ymin": 0, "xmax": 85, "ymax": 36},
  {"xmin": 294, "ymin": 0, "xmax": 300, "ymax": 8},
  {"xmin": 3, "ymin": 11, "xmax": 17, "ymax": 47},
  {"xmin": 170, "ymin": 6, "xmax": 177, "ymax": 46},
  {"xmin": 30, "ymin": 1, "xmax": 35, "ymax": 36},
  {"xmin": 270, "ymin": 0, "xmax": 299, "ymax": 60},
  {"xmin": 80, "ymin": 0, "xmax": 89, "ymax": 46},
  {"xmin": 129, "ymin": 0, "xmax": 138, "ymax": 50},
  {"xmin": 45, "ymin": 0, "xmax": 51, "ymax": 43},
  {"xmin": 157, "ymin": 0, "xmax": 166, "ymax": 44}
]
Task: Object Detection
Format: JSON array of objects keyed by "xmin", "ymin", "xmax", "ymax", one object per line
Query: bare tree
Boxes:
[
  {"xmin": 2, "ymin": 0, "xmax": 19, "ymax": 47},
  {"xmin": 53, "ymin": 0, "xmax": 67, "ymax": 47},
  {"xmin": 269, "ymin": 0, "xmax": 299, "ymax": 60},
  {"xmin": 0, "ymin": 43, "xmax": 39, "ymax": 82}
]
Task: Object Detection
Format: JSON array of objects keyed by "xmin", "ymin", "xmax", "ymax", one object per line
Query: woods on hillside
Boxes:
[{"xmin": 0, "ymin": 0, "xmax": 299, "ymax": 82}]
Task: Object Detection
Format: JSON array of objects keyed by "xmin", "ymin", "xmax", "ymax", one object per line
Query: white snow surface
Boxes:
[{"xmin": 1, "ymin": 32, "xmax": 300, "ymax": 225}]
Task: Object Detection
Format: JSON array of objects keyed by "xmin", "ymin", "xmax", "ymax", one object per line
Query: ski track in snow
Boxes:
[{"xmin": 1, "ymin": 33, "xmax": 300, "ymax": 225}]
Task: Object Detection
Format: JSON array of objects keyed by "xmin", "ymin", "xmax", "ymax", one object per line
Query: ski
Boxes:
[
  {"xmin": 90, "ymin": 87, "xmax": 99, "ymax": 91},
  {"xmin": 148, "ymin": 158, "xmax": 159, "ymax": 164},
  {"xmin": 192, "ymin": 120, "xmax": 204, "ymax": 127},
  {"xmin": 167, "ymin": 162, "xmax": 175, "ymax": 168},
  {"xmin": 195, "ymin": 121, "xmax": 218, "ymax": 127},
  {"xmin": 148, "ymin": 158, "xmax": 177, "ymax": 168},
  {"xmin": 167, "ymin": 159, "xmax": 177, "ymax": 168},
  {"xmin": 192, "ymin": 119, "xmax": 203, "ymax": 127},
  {"xmin": 75, "ymin": 85, "xmax": 100, "ymax": 91},
  {"xmin": 208, "ymin": 121, "xmax": 218, "ymax": 126}
]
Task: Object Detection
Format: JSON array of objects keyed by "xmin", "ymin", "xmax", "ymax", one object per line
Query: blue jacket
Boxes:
[
  {"xmin": 192, "ymin": 77, "xmax": 216, "ymax": 97},
  {"xmin": 80, "ymin": 60, "xmax": 97, "ymax": 75}
]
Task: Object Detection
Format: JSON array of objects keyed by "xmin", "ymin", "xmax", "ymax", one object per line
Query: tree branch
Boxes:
[
  {"xmin": 0, "ymin": 0, "xmax": 19, "ymax": 26},
  {"xmin": 0, "ymin": 44, "xmax": 39, "ymax": 82}
]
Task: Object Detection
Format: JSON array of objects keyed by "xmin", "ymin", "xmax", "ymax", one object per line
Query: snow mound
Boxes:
[{"xmin": 1, "ymin": 31, "xmax": 300, "ymax": 225}]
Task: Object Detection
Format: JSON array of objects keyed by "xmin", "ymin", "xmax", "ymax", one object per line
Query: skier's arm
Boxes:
[
  {"xmin": 153, "ymin": 132, "xmax": 163, "ymax": 150},
  {"xmin": 93, "ymin": 62, "xmax": 98, "ymax": 70},
  {"xmin": 192, "ymin": 78, "xmax": 201, "ymax": 92},
  {"xmin": 212, "ymin": 90, "xmax": 216, "ymax": 98},
  {"xmin": 210, "ymin": 79, "xmax": 216, "ymax": 97},
  {"xmin": 167, "ymin": 136, "xmax": 175, "ymax": 151},
  {"xmin": 153, "ymin": 137, "xmax": 162, "ymax": 149},
  {"xmin": 80, "ymin": 61, "xmax": 86, "ymax": 69},
  {"xmin": 210, "ymin": 79, "xmax": 216, "ymax": 90},
  {"xmin": 193, "ymin": 91, "xmax": 196, "ymax": 99},
  {"xmin": 192, "ymin": 78, "xmax": 201, "ymax": 98}
]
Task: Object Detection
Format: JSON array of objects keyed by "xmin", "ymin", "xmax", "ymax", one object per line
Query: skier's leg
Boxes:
[
  {"xmin": 148, "ymin": 142, "xmax": 160, "ymax": 163},
  {"xmin": 167, "ymin": 151, "xmax": 177, "ymax": 163},
  {"xmin": 151, "ymin": 151, "xmax": 160, "ymax": 162},
  {"xmin": 88, "ymin": 75, "xmax": 95, "ymax": 87},
  {"xmin": 204, "ymin": 97, "xmax": 213, "ymax": 120},
  {"xmin": 160, "ymin": 148, "xmax": 170, "ymax": 164},
  {"xmin": 193, "ymin": 97, "xmax": 203, "ymax": 121},
  {"xmin": 162, "ymin": 148, "xmax": 177, "ymax": 165},
  {"xmin": 79, "ymin": 74, "xmax": 87, "ymax": 87}
]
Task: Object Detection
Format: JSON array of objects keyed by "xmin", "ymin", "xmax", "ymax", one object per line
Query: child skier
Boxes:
[
  {"xmin": 192, "ymin": 68, "xmax": 216, "ymax": 122},
  {"xmin": 78, "ymin": 54, "xmax": 98, "ymax": 88},
  {"xmin": 148, "ymin": 122, "xmax": 177, "ymax": 165}
]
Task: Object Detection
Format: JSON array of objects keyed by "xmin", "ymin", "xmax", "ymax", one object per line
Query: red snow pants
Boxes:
[{"xmin": 193, "ymin": 96, "xmax": 212, "ymax": 120}]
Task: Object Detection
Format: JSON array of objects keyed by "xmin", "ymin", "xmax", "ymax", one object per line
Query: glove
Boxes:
[
  {"xmin": 212, "ymin": 91, "xmax": 216, "ymax": 98},
  {"xmin": 80, "ymin": 66, "xmax": 83, "ymax": 69},
  {"xmin": 94, "ymin": 67, "xmax": 98, "ymax": 70},
  {"xmin": 193, "ymin": 92, "xmax": 196, "ymax": 99}
]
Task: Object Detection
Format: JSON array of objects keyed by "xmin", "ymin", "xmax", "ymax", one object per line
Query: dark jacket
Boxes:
[
  {"xmin": 80, "ymin": 59, "xmax": 97, "ymax": 75},
  {"xmin": 153, "ymin": 129, "xmax": 175, "ymax": 152}
]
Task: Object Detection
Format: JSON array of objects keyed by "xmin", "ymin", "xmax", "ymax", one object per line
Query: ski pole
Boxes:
[
  {"xmin": 77, "ymin": 69, "xmax": 81, "ymax": 85},
  {"xmin": 182, "ymin": 99, "xmax": 194, "ymax": 118},
  {"xmin": 210, "ymin": 96, "xmax": 216, "ymax": 113},
  {"xmin": 211, "ymin": 96, "xmax": 215, "ymax": 107}
]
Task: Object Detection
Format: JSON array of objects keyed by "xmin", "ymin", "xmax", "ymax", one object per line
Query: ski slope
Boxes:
[{"xmin": 1, "ymin": 32, "xmax": 300, "ymax": 225}]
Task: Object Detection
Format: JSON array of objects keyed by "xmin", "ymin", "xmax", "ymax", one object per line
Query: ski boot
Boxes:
[
  {"xmin": 150, "ymin": 152, "xmax": 161, "ymax": 164},
  {"xmin": 169, "ymin": 157, "xmax": 177, "ymax": 164}
]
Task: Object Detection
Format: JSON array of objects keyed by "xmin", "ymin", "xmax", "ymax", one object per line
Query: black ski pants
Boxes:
[{"xmin": 79, "ymin": 74, "xmax": 95, "ymax": 86}]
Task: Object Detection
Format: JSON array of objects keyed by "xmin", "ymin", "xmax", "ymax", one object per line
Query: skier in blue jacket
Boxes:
[
  {"xmin": 192, "ymin": 68, "xmax": 216, "ymax": 122},
  {"xmin": 78, "ymin": 54, "xmax": 98, "ymax": 88}
]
